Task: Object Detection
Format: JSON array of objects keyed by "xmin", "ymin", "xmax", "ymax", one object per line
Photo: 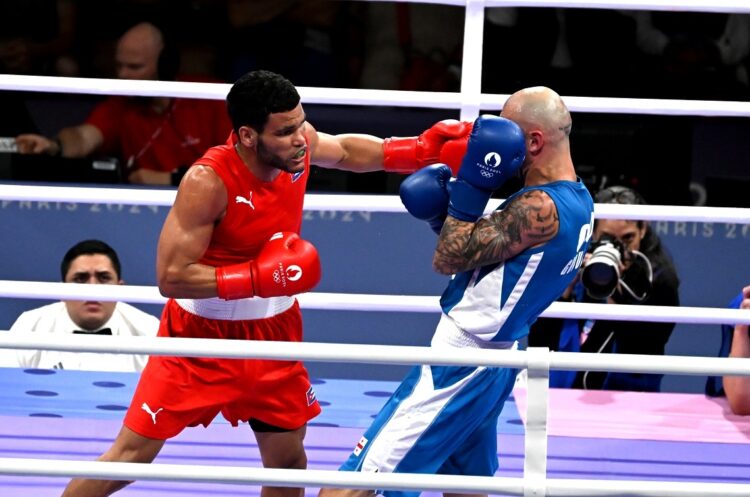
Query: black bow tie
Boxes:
[{"xmin": 73, "ymin": 328, "xmax": 112, "ymax": 336}]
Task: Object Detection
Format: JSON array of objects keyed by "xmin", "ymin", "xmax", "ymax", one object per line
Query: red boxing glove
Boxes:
[
  {"xmin": 439, "ymin": 134, "xmax": 469, "ymax": 174},
  {"xmin": 383, "ymin": 119, "xmax": 472, "ymax": 174},
  {"xmin": 216, "ymin": 232, "xmax": 321, "ymax": 300}
]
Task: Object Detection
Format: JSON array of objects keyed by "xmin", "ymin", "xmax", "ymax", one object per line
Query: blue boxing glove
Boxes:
[
  {"xmin": 399, "ymin": 164, "xmax": 453, "ymax": 234},
  {"xmin": 447, "ymin": 115, "xmax": 526, "ymax": 222}
]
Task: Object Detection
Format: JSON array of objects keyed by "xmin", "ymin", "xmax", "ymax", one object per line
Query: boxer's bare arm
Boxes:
[
  {"xmin": 156, "ymin": 165, "xmax": 227, "ymax": 298},
  {"xmin": 307, "ymin": 122, "xmax": 385, "ymax": 173},
  {"xmin": 434, "ymin": 190, "xmax": 558, "ymax": 275}
]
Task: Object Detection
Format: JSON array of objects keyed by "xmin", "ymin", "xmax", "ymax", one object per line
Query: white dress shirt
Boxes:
[{"xmin": 0, "ymin": 301, "xmax": 159, "ymax": 372}]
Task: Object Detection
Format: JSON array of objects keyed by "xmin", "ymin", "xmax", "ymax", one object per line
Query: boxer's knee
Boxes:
[{"xmin": 255, "ymin": 425, "xmax": 308, "ymax": 469}]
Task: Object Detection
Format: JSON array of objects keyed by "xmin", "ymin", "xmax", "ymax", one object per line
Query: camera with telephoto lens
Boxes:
[{"xmin": 581, "ymin": 234, "xmax": 625, "ymax": 300}]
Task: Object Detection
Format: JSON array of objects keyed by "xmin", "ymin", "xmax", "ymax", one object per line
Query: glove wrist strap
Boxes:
[
  {"xmin": 383, "ymin": 137, "xmax": 419, "ymax": 173},
  {"xmin": 447, "ymin": 180, "xmax": 491, "ymax": 222},
  {"xmin": 216, "ymin": 262, "xmax": 255, "ymax": 300}
]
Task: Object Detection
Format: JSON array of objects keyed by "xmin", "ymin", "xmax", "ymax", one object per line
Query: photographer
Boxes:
[{"xmin": 529, "ymin": 186, "xmax": 680, "ymax": 392}]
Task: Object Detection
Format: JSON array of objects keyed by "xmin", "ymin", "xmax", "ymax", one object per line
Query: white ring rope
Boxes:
[
  {"xmin": 1, "ymin": 335, "xmax": 749, "ymax": 377},
  {"xmin": 4, "ymin": 74, "xmax": 750, "ymax": 118},
  {"xmin": 2, "ymin": 185, "xmax": 749, "ymax": 223},
  {"xmin": 1, "ymin": 281, "xmax": 749, "ymax": 325},
  {"xmin": 0, "ymin": 457, "xmax": 746, "ymax": 497}
]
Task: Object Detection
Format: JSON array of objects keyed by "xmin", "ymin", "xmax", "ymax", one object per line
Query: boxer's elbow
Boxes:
[
  {"xmin": 432, "ymin": 253, "xmax": 467, "ymax": 275},
  {"xmin": 157, "ymin": 265, "xmax": 183, "ymax": 297}
]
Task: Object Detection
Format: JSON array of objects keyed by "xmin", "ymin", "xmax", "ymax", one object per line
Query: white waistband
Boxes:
[
  {"xmin": 431, "ymin": 314, "xmax": 516, "ymax": 350},
  {"xmin": 175, "ymin": 296, "xmax": 295, "ymax": 321}
]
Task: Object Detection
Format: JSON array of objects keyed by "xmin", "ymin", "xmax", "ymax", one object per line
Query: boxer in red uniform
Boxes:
[{"xmin": 61, "ymin": 70, "xmax": 473, "ymax": 497}]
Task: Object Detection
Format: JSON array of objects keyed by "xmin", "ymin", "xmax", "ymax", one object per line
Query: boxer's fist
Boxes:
[
  {"xmin": 383, "ymin": 119, "xmax": 472, "ymax": 174},
  {"xmin": 252, "ymin": 232, "xmax": 321, "ymax": 297},
  {"xmin": 399, "ymin": 164, "xmax": 453, "ymax": 234},
  {"xmin": 216, "ymin": 232, "xmax": 321, "ymax": 300},
  {"xmin": 438, "ymin": 134, "xmax": 469, "ymax": 174},
  {"xmin": 448, "ymin": 115, "xmax": 526, "ymax": 222},
  {"xmin": 456, "ymin": 115, "xmax": 525, "ymax": 191}
]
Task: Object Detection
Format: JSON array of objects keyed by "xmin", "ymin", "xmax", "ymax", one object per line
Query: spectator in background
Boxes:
[
  {"xmin": 529, "ymin": 185, "xmax": 680, "ymax": 392},
  {"xmin": 0, "ymin": 239, "xmax": 158, "ymax": 372},
  {"xmin": 481, "ymin": 8, "xmax": 560, "ymax": 94},
  {"xmin": 564, "ymin": 9, "xmax": 639, "ymax": 97},
  {"xmin": 0, "ymin": 0, "xmax": 80, "ymax": 145},
  {"xmin": 358, "ymin": 3, "xmax": 463, "ymax": 91},
  {"xmin": 0, "ymin": 0, "xmax": 79, "ymax": 77},
  {"xmin": 627, "ymin": 11, "xmax": 750, "ymax": 99},
  {"xmin": 220, "ymin": 0, "xmax": 343, "ymax": 87},
  {"xmin": 14, "ymin": 21, "xmax": 231, "ymax": 186},
  {"xmin": 482, "ymin": 8, "xmax": 640, "ymax": 97},
  {"xmin": 723, "ymin": 286, "xmax": 750, "ymax": 414}
]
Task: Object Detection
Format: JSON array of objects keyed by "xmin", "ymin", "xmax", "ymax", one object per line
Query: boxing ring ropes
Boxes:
[{"xmin": 1, "ymin": 0, "xmax": 750, "ymax": 495}]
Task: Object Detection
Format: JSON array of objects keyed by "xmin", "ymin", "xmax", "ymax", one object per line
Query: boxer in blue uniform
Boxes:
[{"xmin": 320, "ymin": 86, "xmax": 594, "ymax": 497}]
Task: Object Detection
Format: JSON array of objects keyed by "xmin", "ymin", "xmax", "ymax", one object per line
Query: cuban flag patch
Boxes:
[
  {"xmin": 291, "ymin": 170, "xmax": 305, "ymax": 183},
  {"xmin": 306, "ymin": 386, "xmax": 317, "ymax": 406},
  {"xmin": 353, "ymin": 436, "xmax": 368, "ymax": 456}
]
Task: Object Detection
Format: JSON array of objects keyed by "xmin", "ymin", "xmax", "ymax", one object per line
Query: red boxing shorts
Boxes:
[{"xmin": 124, "ymin": 299, "xmax": 320, "ymax": 440}]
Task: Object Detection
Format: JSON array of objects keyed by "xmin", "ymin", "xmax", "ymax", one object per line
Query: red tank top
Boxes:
[{"xmin": 197, "ymin": 133, "xmax": 310, "ymax": 266}]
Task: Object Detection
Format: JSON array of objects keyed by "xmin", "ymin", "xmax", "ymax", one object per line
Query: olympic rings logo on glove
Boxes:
[{"xmin": 273, "ymin": 270, "xmax": 282, "ymax": 284}]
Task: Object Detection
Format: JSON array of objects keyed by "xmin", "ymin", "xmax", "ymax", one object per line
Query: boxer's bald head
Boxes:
[{"xmin": 501, "ymin": 86, "xmax": 571, "ymax": 145}]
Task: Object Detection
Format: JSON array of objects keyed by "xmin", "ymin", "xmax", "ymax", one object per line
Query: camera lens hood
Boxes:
[{"xmin": 582, "ymin": 243, "xmax": 621, "ymax": 300}]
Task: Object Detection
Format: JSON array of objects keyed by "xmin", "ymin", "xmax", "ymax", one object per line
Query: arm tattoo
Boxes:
[{"xmin": 433, "ymin": 190, "xmax": 559, "ymax": 274}]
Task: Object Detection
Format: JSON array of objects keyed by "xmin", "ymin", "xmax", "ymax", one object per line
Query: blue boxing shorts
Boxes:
[{"xmin": 340, "ymin": 363, "xmax": 518, "ymax": 497}]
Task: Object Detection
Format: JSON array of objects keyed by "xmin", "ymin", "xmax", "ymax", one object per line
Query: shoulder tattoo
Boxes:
[{"xmin": 435, "ymin": 190, "xmax": 559, "ymax": 273}]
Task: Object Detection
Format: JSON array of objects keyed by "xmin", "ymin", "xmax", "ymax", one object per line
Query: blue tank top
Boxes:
[{"xmin": 439, "ymin": 179, "xmax": 594, "ymax": 343}]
